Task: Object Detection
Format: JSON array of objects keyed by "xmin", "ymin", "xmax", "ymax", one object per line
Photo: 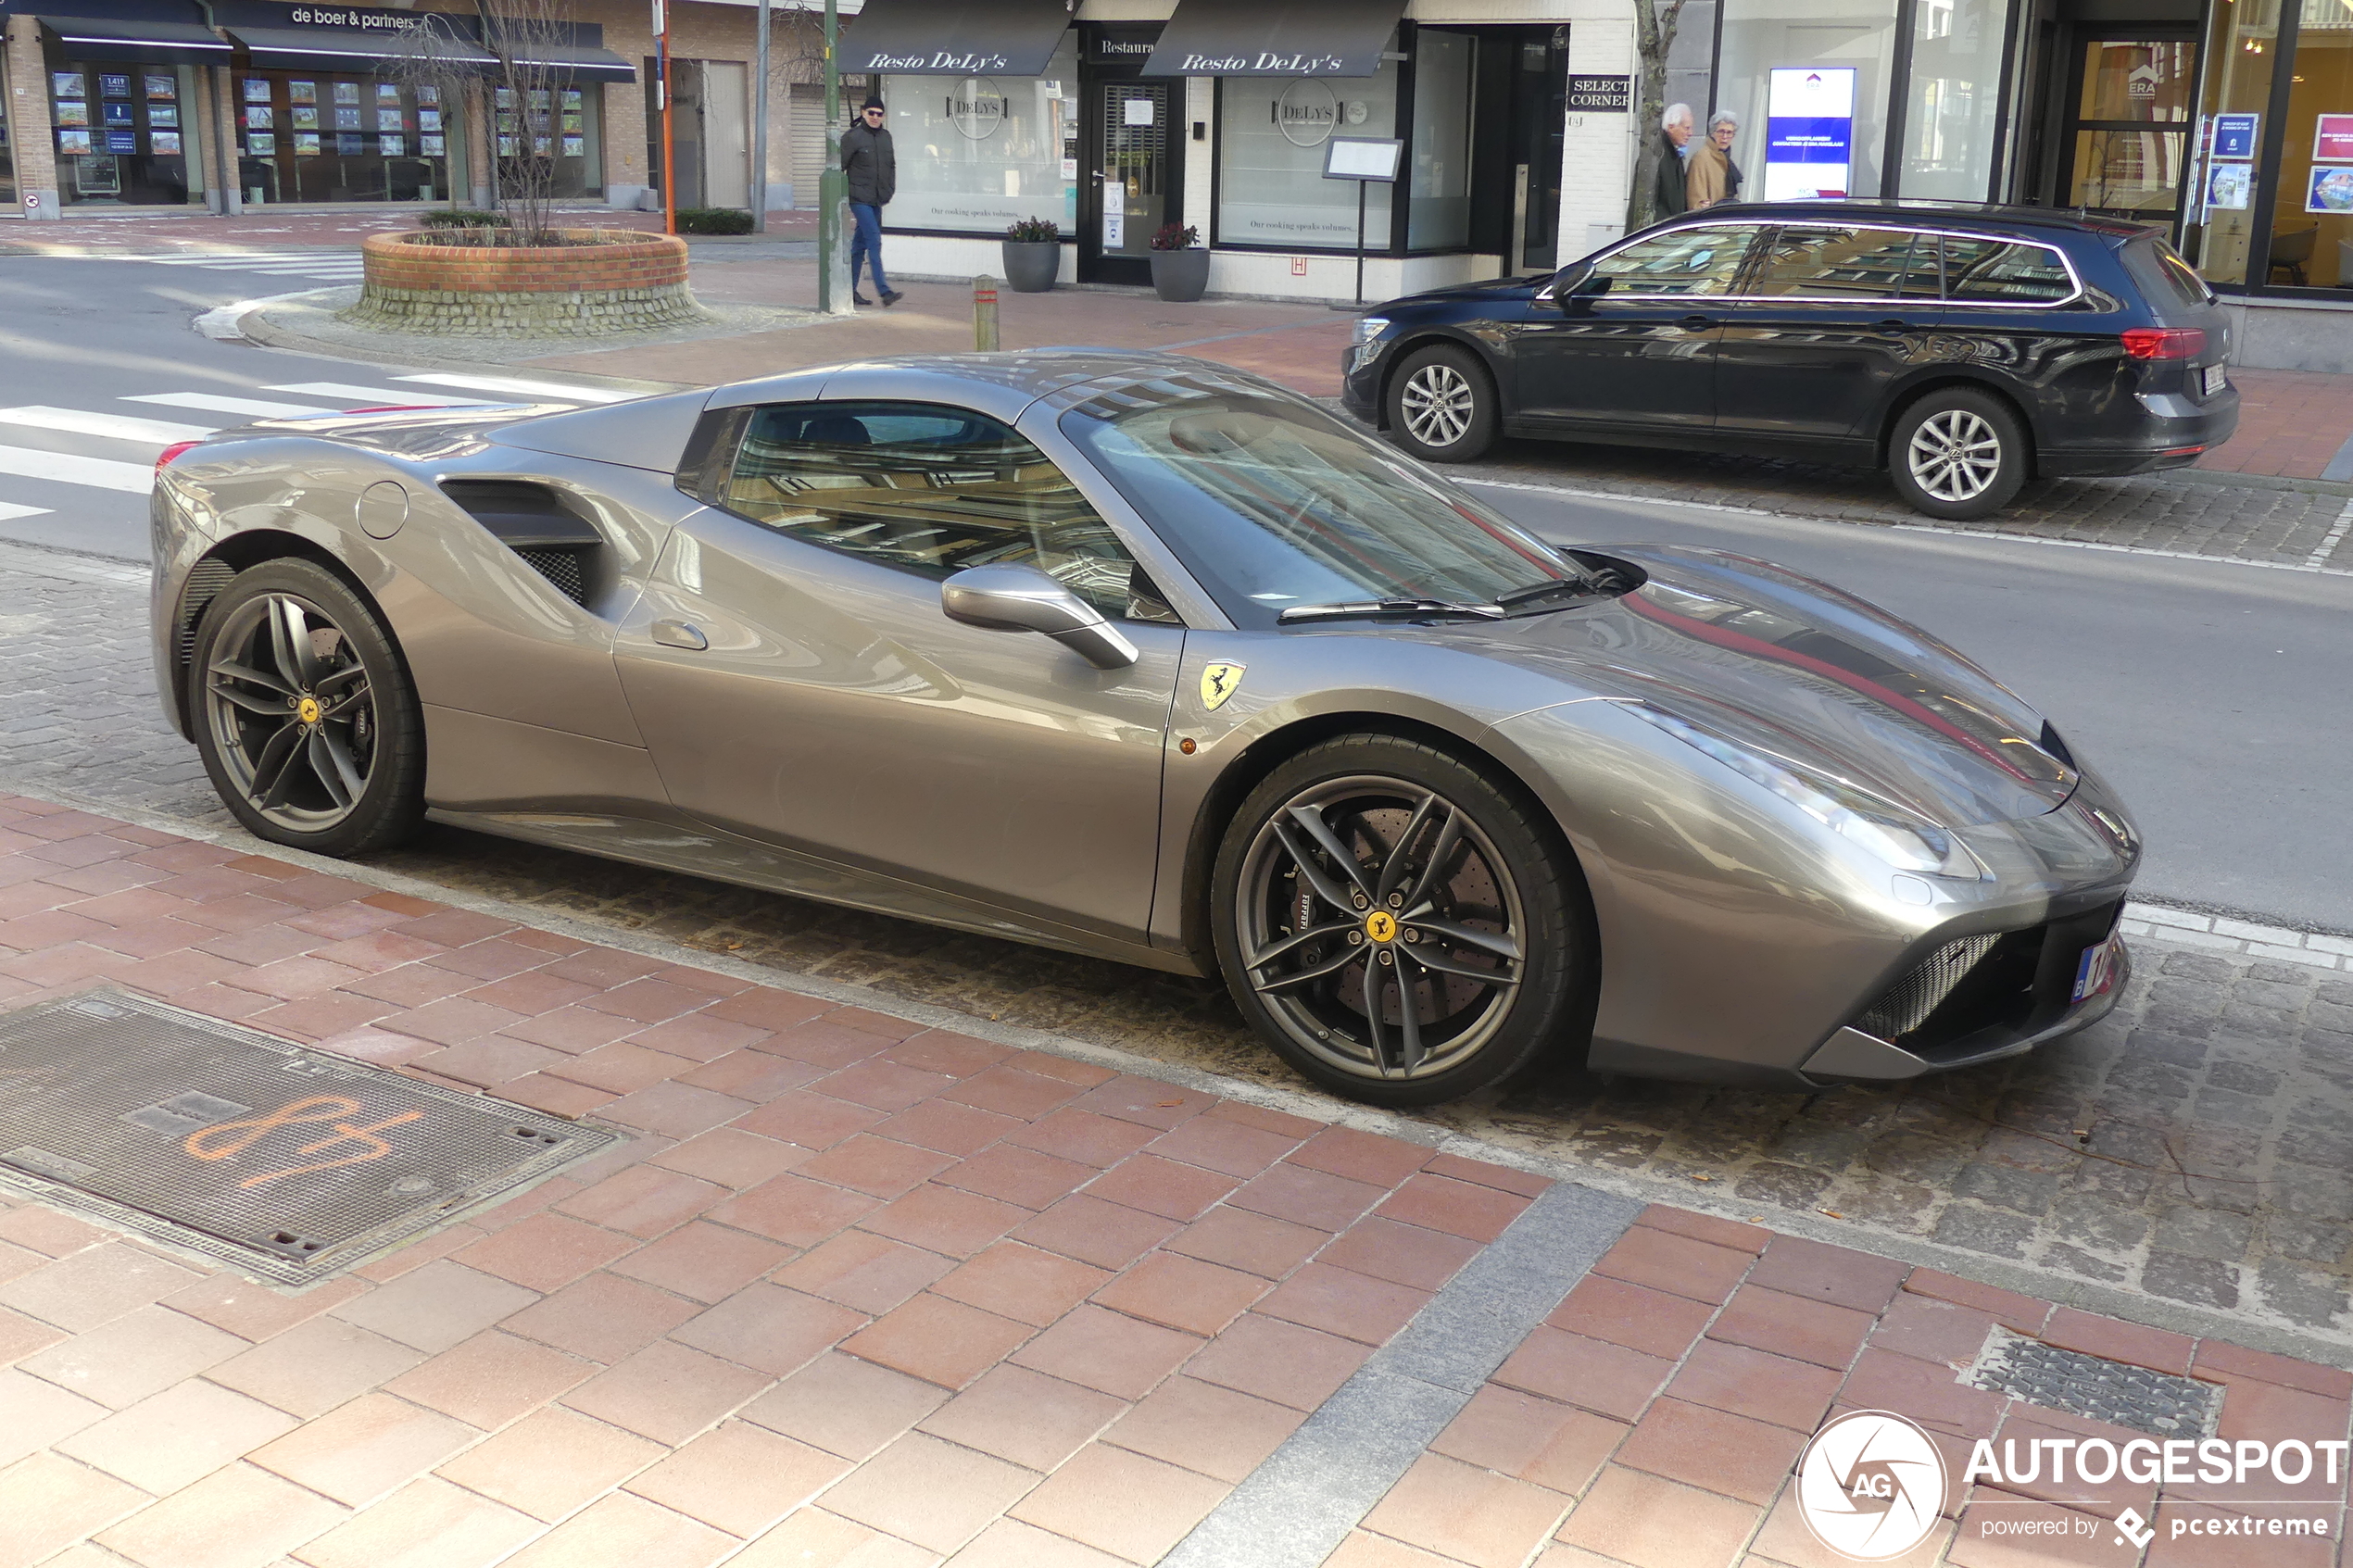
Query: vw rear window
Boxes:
[{"xmin": 2120, "ymin": 234, "xmax": 2215, "ymax": 311}]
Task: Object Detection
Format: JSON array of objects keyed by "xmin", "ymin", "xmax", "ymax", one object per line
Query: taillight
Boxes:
[
  {"xmin": 2121, "ymin": 327, "xmax": 2206, "ymax": 360},
  {"xmin": 155, "ymin": 440, "xmax": 202, "ymax": 471}
]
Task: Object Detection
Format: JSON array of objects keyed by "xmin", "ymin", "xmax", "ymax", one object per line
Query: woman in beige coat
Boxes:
[{"xmin": 1686, "ymin": 112, "xmax": 1743, "ymax": 208}]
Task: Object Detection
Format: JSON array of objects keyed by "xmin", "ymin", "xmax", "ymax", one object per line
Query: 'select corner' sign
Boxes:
[{"xmin": 1567, "ymin": 75, "xmax": 1630, "ymax": 113}]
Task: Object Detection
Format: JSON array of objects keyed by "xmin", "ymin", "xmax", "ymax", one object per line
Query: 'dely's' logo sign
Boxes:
[{"xmin": 1795, "ymin": 1411, "xmax": 1948, "ymax": 1561}]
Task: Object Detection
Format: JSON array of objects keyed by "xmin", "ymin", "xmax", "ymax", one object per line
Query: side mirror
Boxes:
[
  {"xmin": 941, "ymin": 564, "xmax": 1139, "ymax": 671},
  {"xmin": 1555, "ymin": 266, "xmax": 1608, "ymax": 311}
]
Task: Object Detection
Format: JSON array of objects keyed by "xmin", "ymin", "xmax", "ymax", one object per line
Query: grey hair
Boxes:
[
  {"xmin": 1662, "ymin": 102, "xmax": 1694, "ymax": 131},
  {"xmin": 1709, "ymin": 111, "xmax": 1739, "ymax": 132}
]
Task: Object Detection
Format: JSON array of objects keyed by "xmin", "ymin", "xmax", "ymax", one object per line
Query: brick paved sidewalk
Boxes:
[{"xmin": 1, "ymin": 793, "xmax": 2348, "ymax": 1568}]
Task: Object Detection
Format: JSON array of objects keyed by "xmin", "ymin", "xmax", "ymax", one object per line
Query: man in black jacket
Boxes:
[
  {"xmin": 841, "ymin": 94, "xmax": 901, "ymax": 307},
  {"xmin": 1653, "ymin": 103, "xmax": 1693, "ymax": 220}
]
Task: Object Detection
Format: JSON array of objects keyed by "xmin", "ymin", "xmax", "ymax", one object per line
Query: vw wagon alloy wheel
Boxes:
[
  {"xmin": 1401, "ymin": 364, "xmax": 1477, "ymax": 450},
  {"xmin": 191, "ymin": 560, "xmax": 424, "ymax": 857},
  {"xmin": 1906, "ymin": 409, "xmax": 2003, "ymax": 503},
  {"xmin": 1238, "ymin": 777, "xmax": 1525, "ymax": 1082}
]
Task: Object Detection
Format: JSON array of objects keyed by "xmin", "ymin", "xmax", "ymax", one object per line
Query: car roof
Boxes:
[
  {"xmin": 708, "ymin": 349, "xmax": 1297, "ymax": 424},
  {"xmin": 1674, "ymin": 198, "xmax": 2151, "ymax": 242}
]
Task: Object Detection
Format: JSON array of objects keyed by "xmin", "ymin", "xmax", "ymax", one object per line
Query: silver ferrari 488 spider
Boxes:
[{"xmin": 151, "ymin": 351, "xmax": 2139, "ymax": 1106}]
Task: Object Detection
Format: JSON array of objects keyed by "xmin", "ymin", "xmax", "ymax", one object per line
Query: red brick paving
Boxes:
[{"xmin": 0, "ymin": 793, "xmax": 2346, "ymax": 1567}]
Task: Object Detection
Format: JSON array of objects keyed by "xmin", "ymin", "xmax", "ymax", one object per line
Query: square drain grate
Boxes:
[
  {"xmin": 0, "ymin": 988, "xmax": 624, "ymax": 1286},
  {"xmin": 1965, "ymin": 1327, "xmax": 2222, "ymax": 1438}
]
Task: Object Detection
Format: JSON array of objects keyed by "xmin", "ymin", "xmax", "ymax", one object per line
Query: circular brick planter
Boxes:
[{"xmin": 343, "ymin": 229, "xmax": 711, "ymax": 337}]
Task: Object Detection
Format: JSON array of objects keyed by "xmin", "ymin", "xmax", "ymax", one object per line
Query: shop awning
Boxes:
[
  {"xmin": 1142, "ymin": 0, "xmax": 1406, "ymax": 78},
  {"xmin": 224, "ymin": 22, "xmax": 496, "ymax": 74},
  {"xmin": 37, "ymin": 12, "xmax": 233, "ymax": 64},
  {"xmin": 837, "ymin": 0, "xmax": 1073, "ymax": 76},
  {"xmin": 476, "ymin": 39, "xmax": 637, "ymax": 84}
]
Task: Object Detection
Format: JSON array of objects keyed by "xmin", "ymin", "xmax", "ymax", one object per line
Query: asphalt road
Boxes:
[{"xmin": 1476, "ymin": 481, "xmax": 2353, "ymax": 932}]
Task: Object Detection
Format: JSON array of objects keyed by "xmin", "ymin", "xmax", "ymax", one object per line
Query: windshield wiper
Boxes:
[
  {"xmin": 1277, "ymin": 597, "xmax": 1507, "ymax": 625},
  {"xmin": 1495, "ymin": 577, "xmax": 1606, "ymax": 613}
]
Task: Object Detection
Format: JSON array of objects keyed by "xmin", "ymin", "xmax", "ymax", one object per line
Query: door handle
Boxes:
[
  {"xmin": 1679, "ymin": 314, "xmax": 1713, "ymax": 330},
  {"xmin": 1876, "ymin": 318, "xmax": 1913, "ymax": 332},
  {"xmin": 651, "ymin": 619, "xmax": 708, "ymax": 651}
]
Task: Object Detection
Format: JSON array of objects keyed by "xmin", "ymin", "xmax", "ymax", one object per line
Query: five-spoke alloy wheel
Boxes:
[
  {"xmin": 1213, "ymin": 736, "xmax": 1594, "ymax": 1106},
  {"xmin": 1888, "ymin": 387, "xmax": 2028, "ymax": 521},
  {"xmin": 1385, "ymin": 345, "xmax": 1498, "ymax": 463},
  {"xmin": 192, "ymin": 558, "xmax": 424, "ymax": 857}
]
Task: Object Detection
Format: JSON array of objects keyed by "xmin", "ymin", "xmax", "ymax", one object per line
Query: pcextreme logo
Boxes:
[{"xmin": 1795, "ymin": 1410, "xmax": 1948, "ymax": 1561}]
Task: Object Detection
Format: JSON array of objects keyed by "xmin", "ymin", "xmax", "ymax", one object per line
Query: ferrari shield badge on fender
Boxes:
[{"xmin": 1200, "ymin": 661, "xmax": 1246, "ymax": 711}]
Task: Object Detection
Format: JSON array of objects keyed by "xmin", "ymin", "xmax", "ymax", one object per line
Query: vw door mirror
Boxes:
[
  {"xmin": 1555, "ymin": 265, "xmax": 1607, "ymax": 312},
  {"xmin": 941, "ymin": 564, "xmax": 1139, "ymax": 671}
]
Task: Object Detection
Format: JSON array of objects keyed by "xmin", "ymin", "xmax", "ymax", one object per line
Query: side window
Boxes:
[
  {"xmin": 721, "ymin": 401, "xmax": 1180, "ymax": 624},
  {"xmin": 1748, "ymin": 227, "xmax": 1941, "ymax": 300},
  {"xmin": 1589, "ymin": 226, "xmax": 1757, "ymax": 296},
  {"xmin": 1941, "ymin": 238, "xmax": 2078, "ymax": 303}
]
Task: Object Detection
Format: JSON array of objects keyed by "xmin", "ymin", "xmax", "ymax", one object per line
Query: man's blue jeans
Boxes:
[{"xmin": 849, "ymin": 201, "xmax": 890, "ymax": 296}]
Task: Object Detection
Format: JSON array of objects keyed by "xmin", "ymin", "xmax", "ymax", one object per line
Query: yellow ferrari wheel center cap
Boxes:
[
  {"xmin": 1364, "ymin": 909, "xmax": 1398, "ymax": 944},
  {"xmin": 296, "ymin": 696, "xmax": 321, "ymax": 725}
]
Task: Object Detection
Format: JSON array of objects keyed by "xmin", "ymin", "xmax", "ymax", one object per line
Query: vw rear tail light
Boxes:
[
  {"xmin": 2120, "ymin": 327, "xmax": 2206, "ymax": 360},
  {"xmin": 155, "ymin": 440, "xmax": 202, "ymax": 471}
]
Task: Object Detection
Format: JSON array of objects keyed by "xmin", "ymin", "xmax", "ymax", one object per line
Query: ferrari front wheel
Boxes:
[
  {"xmin": 1211, "ymin": 735, "xmax": 1596, "ymax": 1107},
  {"xmin": 191, "ymin": 558, "xmax": 424, "ymax": 858}
]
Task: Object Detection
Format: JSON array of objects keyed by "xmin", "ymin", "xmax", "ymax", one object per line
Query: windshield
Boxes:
[{"xmin": 1059, "ymin": 383, "xmax": 1577, "ymax": 629}]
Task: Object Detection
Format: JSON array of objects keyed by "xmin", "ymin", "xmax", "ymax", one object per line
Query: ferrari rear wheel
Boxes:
[
  {"xmin": 192, "ymin": 559, "xmax": 424, "ymax": 858},
  {"xmin": 1212, "ymin": 736, "xmax": 1595, "ymax": 1106}
]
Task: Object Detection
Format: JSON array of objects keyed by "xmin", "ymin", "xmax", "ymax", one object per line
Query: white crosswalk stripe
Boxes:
[
  {"xmin": 265, "ymin": 382, "xmax": 497, "ymax": 406},
  {"xmin": 136, "ymin": 251, "xmax": 366, "ymax": 282},
  {"xmin": 124, "ymin": 393, "xmax": 340, "ymax": 420},
  {"xmin": 0, "ymin": 407, "xmax": 217, "ymax": 445},
  {"xmin": 0, "ymin": 446, "xmax": 157, "ymax": 494},
  {"xmin": 0, "ymin": 503, "xmax": 55, "ymax": 522},
  {"xmin": 391, "ymin": 372, "xmax": 642, "ymax": 405}
]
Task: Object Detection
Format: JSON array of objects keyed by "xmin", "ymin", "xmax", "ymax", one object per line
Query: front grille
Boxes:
[
  {"xmin": 1856, "ymin": 934, "xmax": 1999, "ymax": 1038},
  {"xmin": 516, "ymin": 548, "xmax": 587, "ymax": 604}
]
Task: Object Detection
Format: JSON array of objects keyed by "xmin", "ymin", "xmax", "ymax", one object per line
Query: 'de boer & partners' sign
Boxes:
[{"xmin": 1566, "ymin": 76, "xmax": 1630, "ymax": 113}]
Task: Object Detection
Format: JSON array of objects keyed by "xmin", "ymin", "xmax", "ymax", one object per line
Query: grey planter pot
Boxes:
[
  {"xmin": 1151, "ymin": 246, "xmax": 1211, "ymax": 302},
  {"xmin": 1000, "ymin": 240, "xmax": 1060, "ymax": 293}
]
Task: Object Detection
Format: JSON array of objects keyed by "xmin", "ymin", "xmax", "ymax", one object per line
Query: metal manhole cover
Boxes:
[
  {"xmin": 0, "ymin": 988, "xmax": 624, "ymax": 1286},
  {"xmin": 1964, "ymin": 1327, "xmax": 2222, "ymax": 1437}
]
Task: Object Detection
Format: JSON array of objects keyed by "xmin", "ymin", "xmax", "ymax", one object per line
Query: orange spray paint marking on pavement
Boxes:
[{"xmin": 182, "ymin": 1096, "xmax": 427, "ymax": 1187}]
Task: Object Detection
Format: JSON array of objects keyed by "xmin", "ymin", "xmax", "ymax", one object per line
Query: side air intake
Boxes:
[
  {"xmin": 438, "ymin": 480, "xmax": 602, "ymax": 605},
  {"xmin": 1855, "ymin": 934, "xmax": 2000, "ymax": 1039}
]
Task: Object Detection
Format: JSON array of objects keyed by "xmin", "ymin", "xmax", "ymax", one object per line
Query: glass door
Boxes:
[
  {"xmin": 1081, "ymin": 78, "xmax": 1177, "ymax": 285},
  {"xmin": 2059, "ymin": 36, "xmax": 2197, "ymax": 221}
]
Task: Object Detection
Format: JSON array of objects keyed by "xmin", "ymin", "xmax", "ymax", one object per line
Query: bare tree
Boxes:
[
  {"xmin": 393, "ymin": 0, "xmax": 587, "ymax": 244},
  {"xmin": 1625, "ymin": 0, "xmax": 1693, "ymax": 231}
]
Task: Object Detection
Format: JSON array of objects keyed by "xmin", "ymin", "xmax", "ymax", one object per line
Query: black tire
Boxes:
[
  {"xmin": 1210, "ymin": 734, "xmax": 1596, "ymax": 1107},
  {"xmin": 1887, "ymin": 386, "xmax": 2030, "ymax": 521},
  {"xmin": 1385, "ymin": 344, "xmax": 1498, "ymax": 463},
  {"xmin": 190, "ymin": 558, "xmax": 425, "ymax": 859}
]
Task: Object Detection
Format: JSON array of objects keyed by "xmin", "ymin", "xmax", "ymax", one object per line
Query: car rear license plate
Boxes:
[
  {"xmin": 2201, "ymin": 364, "xmax": 2228, "ymax": 396},
  {"xmin": 2072, "ymin": 934, "xmax": 2121, "ymax": 1003}
]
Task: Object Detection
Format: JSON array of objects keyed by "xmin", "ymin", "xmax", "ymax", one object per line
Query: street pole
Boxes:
[
  {"xmin": 818, "ymin": 0, "xmax": 852, "ymax": 314},
  {"xmin": 751, "ymin": 0, "xmax": 770, "ymax": 232},
  {"xmin": 655, "ymin": 0, "xmax": 675, "ymax": 235}
]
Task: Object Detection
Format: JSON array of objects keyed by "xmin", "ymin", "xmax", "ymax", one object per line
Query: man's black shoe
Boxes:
[
  {"xmin": 880, "ymin": 289, "xmax": 904, "ymax": 307},
  {"xmin": 853, "ymin": 293, "xmax": 875, "ymax": 307}
]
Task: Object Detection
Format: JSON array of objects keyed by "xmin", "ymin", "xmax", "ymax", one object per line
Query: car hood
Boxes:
[
  {"xmin": 1456, "ymin": 545, "xmax": 2079, "ymax": 826},
  {"xmin": 1382, "ymin": 275, "xmax": 1544, "ymax": 310}
]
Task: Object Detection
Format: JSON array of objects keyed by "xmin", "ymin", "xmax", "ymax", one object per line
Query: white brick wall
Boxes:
[{"xmin": 1559, "ymin": 17, "xmax": 1635, "ymax": 258}]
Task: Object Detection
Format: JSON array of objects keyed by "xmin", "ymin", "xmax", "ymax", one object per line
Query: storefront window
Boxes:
[
  {"xmin": 2189, "ymin": 0, "xmax": 2285, "ymax": 285},
  {"xmin": 1718, "ymin": 0, "xmax": 1899, "ymax": 198},
  {"xmin": 50, "ymin": 64, "xmax": 198, "ymax": 207},
  {"xmin": 1900, "ymin": 0, "xmax": 2011, "ymax": 199},
  {"xmin": 884, "ymin": 33, "xmax": 1078, "ymax": 234},
  {"xmin": 1408, "ymin": 31, "xmax": 1473, "ymax": 249},
  {"xmin": 496, "ymin": 83, "xmax": 601, "ymax": 200},
  {"xmin": 2271, "ymin": 0, "xmax": 2353, "ymax": 288},
  {"xmin": 1217, "ymin": 54, "xmax": 1401, "ymax": 249},
  {"xmin": 234, "ymin": 72, "xmax": 450, "ymax": 204}
]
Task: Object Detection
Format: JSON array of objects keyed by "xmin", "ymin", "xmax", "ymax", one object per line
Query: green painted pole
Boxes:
[{"xmin": 819, "ymin": 0, "xmax": 851, "ymax": 314}]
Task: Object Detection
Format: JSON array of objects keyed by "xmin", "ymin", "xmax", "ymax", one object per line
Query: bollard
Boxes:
[{"xmin": 974, "ymin": 275, "xmax": 1000, "ymax": 352}]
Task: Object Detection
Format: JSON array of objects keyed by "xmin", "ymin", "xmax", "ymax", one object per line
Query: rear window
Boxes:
[
  {"xmin": 2119, "ymin": 234, "xmax": 2215, "ymax": 311},
  {"xmin": 1942, "ymin": 237, "xmax": 2078, "ymax": 303}
]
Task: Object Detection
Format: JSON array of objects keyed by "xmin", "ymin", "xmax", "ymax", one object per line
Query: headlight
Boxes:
[
  {"xmin": 1620, "ymin": 702, "xmax": 1989, "ymax": 880},
  {"xmin": 1352, "ymin": 316, "xmax": 1390, "ymax": 345}
]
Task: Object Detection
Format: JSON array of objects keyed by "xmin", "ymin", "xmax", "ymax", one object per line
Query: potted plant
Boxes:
[
  {"xmin": 1150, "ymin": 223, "xmax": 1209, "ymax": 302},
  {"xmin": 1001, "ymin": 217, "xmax": 1061, "ymax": 293}
]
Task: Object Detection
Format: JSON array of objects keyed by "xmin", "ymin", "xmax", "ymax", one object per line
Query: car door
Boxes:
[
  {"xmin": 1710, "ymin": 224, "xmax": 1949, "ymax": 450},
  {"xmin": 612, "ymin": 399, "xmax": 1187, "ymax": 945},
  {"xmin": 1510, "ymin": 223, "xmax": 1761, "ymax": 435}
]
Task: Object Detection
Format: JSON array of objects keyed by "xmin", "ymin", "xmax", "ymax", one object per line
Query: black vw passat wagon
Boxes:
[{"xmin": 1341, "ymin": 201, "xmax": 2238, "ymax": 521}]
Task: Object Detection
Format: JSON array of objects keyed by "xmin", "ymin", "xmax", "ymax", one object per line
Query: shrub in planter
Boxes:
[
  {"xmin": 1001, "ymin": 216, "xmax": 1061, "ymax": 293},
  {"xmin": 675, "ymin": 207, "xmax": 756, "ymax": 235},
  {"xmin": 1149, "ymin": 223, "xmax": 1209, "ymax": 303},
  {"xmin": 420, "ymin": 208, "xmax": 506, "ymax": 229}
]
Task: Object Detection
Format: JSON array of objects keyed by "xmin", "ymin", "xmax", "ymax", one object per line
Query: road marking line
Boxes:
[
  {"xmin": 265, "ymin": 382, "xmax": 496, "ymax": 406},
  {"xmin": 0, "ymin": 445, "xmax": 157, "ymax": 494},
  {"xmin": 0, "ymin": 406, "xmax": 215, "ymax": 445},
  {"xmin": 0, "ymin": 503, "xmax": 55, "ymax": 522},
  {"xmin": 391, "ymin": 372, "xmax": 640, "ymax": 404},
  {"xmin": 2305, "ymin": 498, "xmax": 2353, "ymax": 571},
  {"xmin": 126, "ymin": 393, "xmax": 339, "ymax": 420},
  {"xmin": 1461, "ymin": 477, "xmax": 2353, "ymax": 581},
  {"xmin": 139, "ymin": 252, "xmax": 358, "ymax": 266}
]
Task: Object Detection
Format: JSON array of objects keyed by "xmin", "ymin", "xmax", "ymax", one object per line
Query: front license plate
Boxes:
[
  {"xmin": 2072, "ymin": 935, "xmax": 2121, "ymax": 1003},
  {"xmin": 2201, "ymin": 363, "xmax": 2228, "ymax": 396}
]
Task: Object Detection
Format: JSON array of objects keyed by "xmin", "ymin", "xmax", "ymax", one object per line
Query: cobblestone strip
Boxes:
[{"xmin": 2121, "ymin": 903, "xmax": 2353, "ymax": 972}]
